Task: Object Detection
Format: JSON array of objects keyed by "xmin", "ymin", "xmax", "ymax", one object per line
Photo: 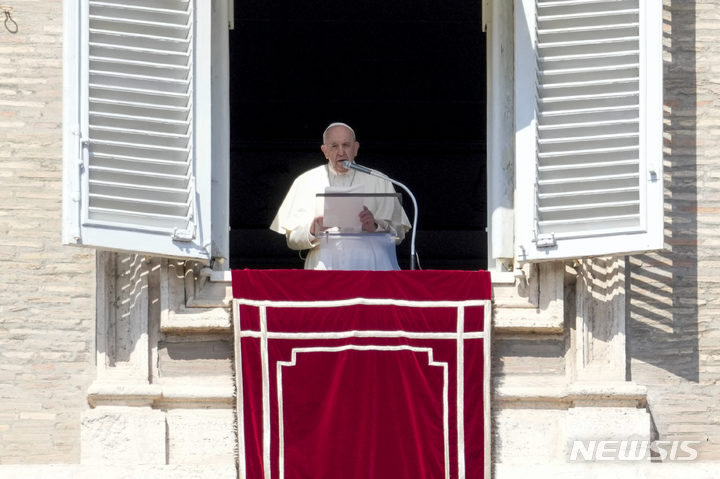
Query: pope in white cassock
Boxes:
[{"xmin": 270, "ymin": 123, "xmax": 412, "ymax": 270}]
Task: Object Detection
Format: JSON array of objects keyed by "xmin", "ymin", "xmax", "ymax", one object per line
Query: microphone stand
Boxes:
[{"xmin": 343, "ymin": 161, "xmax": 418, "ymax": 270}]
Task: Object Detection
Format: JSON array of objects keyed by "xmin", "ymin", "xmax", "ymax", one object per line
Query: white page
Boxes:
[{"xmin": 322, "ymin": 184, "xmax": 365, "ymax": 230}]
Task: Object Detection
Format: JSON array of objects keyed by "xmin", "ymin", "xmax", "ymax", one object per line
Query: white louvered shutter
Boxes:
[
  {"xmin": 514, "ymin": 0, "xmax": 663, "ymax": 262},
  {"xmin": 63, "ymin": 0, "xmax": 212, "ymax": 259}
]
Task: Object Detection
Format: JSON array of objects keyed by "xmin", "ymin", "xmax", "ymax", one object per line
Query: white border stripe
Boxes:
[
  {"xmin": 276, "ymin": 346, "xmax": 450, "ymax": 479},
  {"xmin": 276, "ymin": 359, "xmax": 288, "ymax": 478},
  {"xmin": 484, "ymin": 301, "xmax": 492, "ymax": 479},
  {"xmin": 238, "ymin": 330, "xmax": 486, "ymax": 340},
  {"xmin": 456, "ymin": 306, "xmax": 466, "ymax": 478},
  {"xmin": 233, "ymin": 299, "xmax": 246, "ymax": 479},
  {"xmin": 235, "ymin": 298, "xmax": 488, "ymax": 308},
  {"xmin": 260, "ymin": 306, "xmax": 271, "ymax": 479},
  {"xmin": 440, "ymin": 349, "xmax": 450, "ymax": 479}
]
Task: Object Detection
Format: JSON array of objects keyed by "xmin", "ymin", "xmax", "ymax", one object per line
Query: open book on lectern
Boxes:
[{"xmin": 316, "ymin": 185, "xmax": 403, "ymax": 232}]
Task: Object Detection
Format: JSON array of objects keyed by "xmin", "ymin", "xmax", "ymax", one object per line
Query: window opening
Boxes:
[{"xmin": 228, "ymin": 0, "xmax": 487, "ymax": 270}]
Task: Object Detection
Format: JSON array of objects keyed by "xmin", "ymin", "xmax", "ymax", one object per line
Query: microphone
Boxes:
[
  {"xmin": 341, "ymin": 161, "xmax": 420, "ymax": 270},
  {"xmin": 342, "ymin": 161, "xmax": 373, "ymax": 175}
]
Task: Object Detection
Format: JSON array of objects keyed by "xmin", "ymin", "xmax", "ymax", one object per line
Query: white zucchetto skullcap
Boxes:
[{"xmin": 323, "ymin": 122, "xmax": 356, "ymax": 144}]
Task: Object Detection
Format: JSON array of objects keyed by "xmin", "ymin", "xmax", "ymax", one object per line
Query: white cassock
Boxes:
[{"xmin": 270, "ymin": 164, "xmax": 412, "ymax": 270}]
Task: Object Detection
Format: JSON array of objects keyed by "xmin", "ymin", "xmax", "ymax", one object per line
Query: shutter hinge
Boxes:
[
  {"xmin": 535, "ymin": 233, "xmax": 556, "ymax": 248},
  {"xmin": 79, "ymin": 139, "xmax": 89, "ymax": 169},
  {"xmin": 72, "ymin": 126, "xmax": 89, "ymax": 169},
  {"xmin": 70, "ymin": 126, "xmax": 87, "ymax": 241}
]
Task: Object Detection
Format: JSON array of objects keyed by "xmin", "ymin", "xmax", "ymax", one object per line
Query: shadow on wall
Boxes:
[{"xmin": 628, "ymin": 1, "xmax": 699, "ymax": 383}]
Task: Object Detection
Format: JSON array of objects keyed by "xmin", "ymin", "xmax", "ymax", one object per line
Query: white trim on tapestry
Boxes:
[
  {"xmin": 276, "ymin": 346, "xmax": 450, "ymax": 479},
  {"xmin": 484, "ymin": 300, "xmax": 492, "ymax": 479},
  {"xmin": 260, "ymin": 306, "xmax": 271, "ymax": 479},
  {"xmin": 456, "ymin": 306, "xmax": 466, "ymax": 477},
  {"xmin": 238, "ymin": 330, "xmax": 486, "ymax": 340},
  {"xmin": 234, "ymin": 298, "xmax": 489, "ymax": 308},
  {"xmin": 233, "ymin": 299, "xmax": 246, "ymax": 479}
]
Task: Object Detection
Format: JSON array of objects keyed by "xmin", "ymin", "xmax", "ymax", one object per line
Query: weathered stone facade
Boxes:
[
  {"xmin": 0, "ymin": 0, "xmax": 96, "ymax": 464},
  {"xmin": 628, "ymin": 0, "xmax": 720, "ymax": 460},
  {"xmin": 0, "ymin": 0, "xmax": 719, "ymax": 477}
]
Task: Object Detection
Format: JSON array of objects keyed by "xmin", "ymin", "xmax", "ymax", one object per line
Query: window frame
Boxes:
[
  {"xmin": 62, "ymin": 0, "xmax": 223, "ymax": 262},
  {"xmin": 511, "ymin": 0, "xmax": 664, "ymax": 263}
]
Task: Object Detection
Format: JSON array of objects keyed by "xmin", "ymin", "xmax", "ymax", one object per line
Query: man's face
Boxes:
[{"xmin": 321, "ymin": 126, "xmax": 359, "ymax": 174}]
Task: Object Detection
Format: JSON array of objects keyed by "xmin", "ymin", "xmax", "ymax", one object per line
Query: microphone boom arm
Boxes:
[{"xmin": 343, "ymin": 161, "xmax": 418, "ymax": 270}]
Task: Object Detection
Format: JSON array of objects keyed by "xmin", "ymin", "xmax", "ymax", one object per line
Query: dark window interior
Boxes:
[{"xmin": 229, "ymin": 0, "xmax": 487, "ymax": 270}]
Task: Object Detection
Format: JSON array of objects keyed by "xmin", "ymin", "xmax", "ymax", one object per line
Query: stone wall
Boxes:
[
  {"xmin": 2, "ymin": 0, "xmax": 720, "ymax": 471},
  {"xmin": 0, "ymin": 0, "xmax": 96, "ymax": 464},
  {"xmin": 628, "ymin": 0, "xmax": 720, "ymax": 460}
]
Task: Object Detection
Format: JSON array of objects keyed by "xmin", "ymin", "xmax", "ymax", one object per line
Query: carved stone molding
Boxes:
[
  {"xmin": 572, "ymin": 257, "xmax": 628, "ymax": 383},
  {"xmin": 95, "ymin": 251, "xmax": 154, "ymax": 384},
  {"xmin": 90, "ymin": 254, "xmax": 235, "ymax": 406},
  {"xmin": 493, "ymin": 262, "xmax": 565, "ymax": 332},
  {"xmin": 495, "ymin": 382, "xmax": 648, "ymax": 408},
  {"xmin": 87, "ymin": 380, "xmax": 234, "ymax": 408},
  {"xmin": 159, "ymin": 260, "xmax": 232, "ymax": 334}
]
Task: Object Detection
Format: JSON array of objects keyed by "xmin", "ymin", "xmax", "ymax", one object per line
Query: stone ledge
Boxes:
[
  {"xmin": 493, "ymin": 307, "xmax": 564, "ymax": 333},
  {"xmin": 567, "ymin": 382, "xmax": 648, "ymax": 407},
  {"xmin": 161, "ymin": 384, "xmax": 234, "ymax": 403},
  {"xmin": 196, "ymin": 274, "xmax": 566, "ymax": 334},
  {"xmin": 167, "ymin": 296, "xmax": 566, "ymax": 334},
  {"xmin": 0, "ymin": 465, "xmax": 237, "ymax": 479},
  {"xmin": 161, "ymin": 307, "xmax": 232, "ymax": 333},
  {"xmin": 87, "ymin": 383, "xmax": 162, "ymax": 407},
  {"xmin": 87, "ymin": 380, "xmax": 234, "ymax": 407},
  {"xmin": 495, "ymin": 382, "xmax": 647, "ymax": 407}
]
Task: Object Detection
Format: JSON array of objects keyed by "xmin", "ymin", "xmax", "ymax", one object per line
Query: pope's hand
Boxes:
[
  {"xmin": 360, "ymin": 206, "xmax": 377, "ymax": 232},
  {"xmin": 310, "ymin": 216, "xmax": 327, "ymax": 236}
]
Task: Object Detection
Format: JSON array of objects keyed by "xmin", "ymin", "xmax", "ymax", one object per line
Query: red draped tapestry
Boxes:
[{"xmin": 232, "ymin": 270, "xmax": 492, "ymax": 479}]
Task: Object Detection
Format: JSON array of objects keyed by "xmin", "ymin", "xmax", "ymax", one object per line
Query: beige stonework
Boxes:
[
  {"xmin": 626, "ymin": 0, "xmax": 720, "ymax": 461},
  {"xmin": 0, "ymin": 0, "xmax": 96, "ymax": 464},
  {"xmin": 1, "ymin": 0, "xmax": 719, "ymax": 476},
  {"xmin": 0, "ymin": 465, "xmax": 236, "ymax": 479}
]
